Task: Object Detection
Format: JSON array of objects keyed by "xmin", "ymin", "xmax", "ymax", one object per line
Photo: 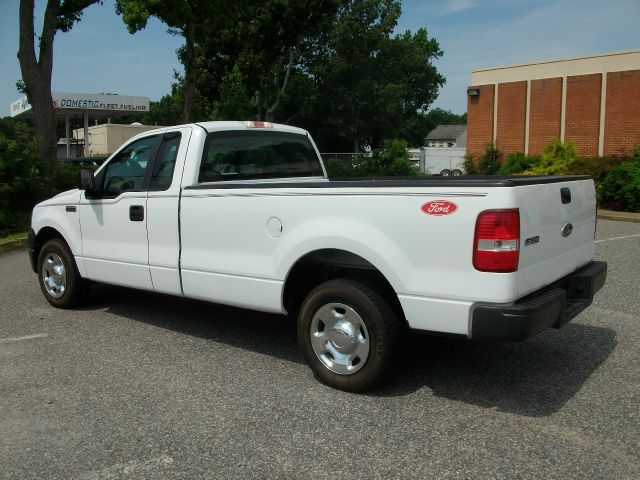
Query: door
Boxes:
[
  {"xmin": 146, "ymin": 129, "xmax": 191, "ymax": 295},
  {"xmin": 79, "ymin": 135, "xmax": 159, "ymax": 290}
]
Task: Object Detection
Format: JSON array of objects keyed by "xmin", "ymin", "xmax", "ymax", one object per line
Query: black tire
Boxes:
[
  {"xmin": 440, "ymin": 169, "xmax": 451, "ymax": 176},
  {"xmin": 297, "ymin": 278, "xmax": 402, "ymax": 392},
  {"xmin": 37, "ymin": 238, "xmax": 90, "ymax": 309},
  {"xmin": 451, "ymin": 169, "xmax": 463, "ymax": 176}
]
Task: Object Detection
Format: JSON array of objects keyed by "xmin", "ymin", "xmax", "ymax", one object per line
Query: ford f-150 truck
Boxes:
[{"xmin": 28, "ymin": 121, "xmax": 607, "ymax": 391}]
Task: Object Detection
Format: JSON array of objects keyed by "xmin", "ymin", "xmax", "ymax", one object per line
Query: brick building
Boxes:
[{"xmin": 466, "ymin": 49, "xmax": 640, "ymax": 158}]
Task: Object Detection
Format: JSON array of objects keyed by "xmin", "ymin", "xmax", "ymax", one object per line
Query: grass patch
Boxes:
[{"xmin": 0, "ymin": 231, "xmax": 28, "ymax": 244}]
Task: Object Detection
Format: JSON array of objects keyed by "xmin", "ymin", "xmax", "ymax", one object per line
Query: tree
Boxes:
[
  {"xmin": 211, "ymin": 64, "xmax": 254, "ymax": 120},
  {"xmin": 17, "ymin": 0, "xmax": 101, "ymax": 184},
  {"xmin": 423, "ymin": 107, "xmax": 466, "ymax": 132},
  {"xmin": 308, "ymin": 0, "xmax": 445, "ymax": 152},
  {"xmin": 115, "ymin": 0, "xmax": 221, "ymax": 123},
  {"xmin": 192, "ymin": 0, "xmax": 339, "ymax": 122}
]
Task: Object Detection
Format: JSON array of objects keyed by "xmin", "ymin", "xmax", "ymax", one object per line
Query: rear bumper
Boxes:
[{"xmin": 471, "ymin": 261, "xmax": 607, "ymax": 341}]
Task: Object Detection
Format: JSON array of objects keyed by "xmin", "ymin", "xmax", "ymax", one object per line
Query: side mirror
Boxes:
[{"xmin": 77, "ymin": 169, "xmax": 97, "ymax": 197}]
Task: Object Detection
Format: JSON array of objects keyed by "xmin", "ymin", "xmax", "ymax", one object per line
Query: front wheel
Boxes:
[
  {"xmin": 451, "ymin": 169, "xmax": 463, "ymax": 176},
  {"xmin": 440, "ymin": 169, "xmax": 451, "ymax": 176},
  {"xmin": 37, "ymin": 238, "xmax": 90, "ymax": 308},
  {"xmin": 297, "ymin": 278, "xmax": 402, "ymax": 392}
]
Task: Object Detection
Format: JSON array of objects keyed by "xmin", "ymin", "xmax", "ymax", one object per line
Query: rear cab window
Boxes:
[{"xmin": 198, "ymin": 131, "xmax": 323, "ymax": 183}]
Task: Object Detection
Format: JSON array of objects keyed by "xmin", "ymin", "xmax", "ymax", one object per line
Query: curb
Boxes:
[
  {"xmin": 0, "ymin": 237, "xmax": 28, "ymax": 254},
  {"xmin": 598, "ymin": 212, "xmax": 640, "ymax": 223}
]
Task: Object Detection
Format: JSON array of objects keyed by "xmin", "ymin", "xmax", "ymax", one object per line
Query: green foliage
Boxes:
[
  {"xmin": 149, "ymin": 0, "xmax": 445, "ymax": 150},
  {"xmin": 477, "ymin": 144, "xmax": 501, "ymax": 175},
  {"xmin": 462, "ymin": 155, "xmax": 479, "ymax": 175},
  {"xmin": 0, "ymin": 119, "xmax": 45, "ymax": 236},
  {"xmin": 143, "ymin": 94, "xmax": 182, "ymax": 126},
  {"xmin": 524, "ymin": 139, "xmax": 578, "ymax": 175},
  {"xmin": 572, "ymin": 154, "xmax": 629, "ymax": 182},
  {"xmin": 497, "ymin": 152, "xmax": 540, "ymax": 175},
  {"xmin": 57, "ymin": 0, "xmax": 103, "ymax": 32},
  {"xmin": 308, "ymin": 2, "xmax": 444, "ymax": 151},
  {"xmin": 0, "ymin": 119, "xmax": 93, "ymax": 236},
  {"xmin": 376, "ymin": 139, "xmax": 417, "ymax": 176},
  {"xmin": 598, "ymin": 149, "xmax": 640, "ymax": 212},
  {"xmin": 326, "ymin": 139, "xmax": 418, "ymax": 177},
  {"xmin": 211, "ymin": 65, "xmax": 254, "ymax": 120},
  {"xmin": 423, "ymin": 107, "xmax": 466, "ymax": 132}
]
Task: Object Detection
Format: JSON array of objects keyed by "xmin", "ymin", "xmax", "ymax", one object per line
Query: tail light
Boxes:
[
  {"xmin": 473, "ymin": 209, "xmax": 520, "ymax": 273},
  {"xmin": 243, "ymin": 121, "xmax": 272, "ymax": 128}
]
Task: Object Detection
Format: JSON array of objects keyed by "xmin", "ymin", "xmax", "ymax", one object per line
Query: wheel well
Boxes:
[
  {"xmin": 282, "ymin": 249, "xmax": 405, "ymax": 323},
  {"xmin": 33, "ymin": 227, "xmax": 67, "ymax": 262}
]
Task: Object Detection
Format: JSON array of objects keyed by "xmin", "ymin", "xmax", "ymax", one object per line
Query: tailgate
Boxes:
[{"xmin": 515, "ymin": 178, "xmax": 596, "ymax": 298}]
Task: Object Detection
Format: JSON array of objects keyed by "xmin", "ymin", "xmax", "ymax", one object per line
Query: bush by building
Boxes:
[
  {"xmin": 597, "ymin": 148, "xmax": 640, "ymax": 212},
  {"xmin": 497, "ymin": 152, "xmax": 540, "ymax": 175},
  {"xmin": 523, "ymin": 140, "xmax": 578, "ymax": 175}
]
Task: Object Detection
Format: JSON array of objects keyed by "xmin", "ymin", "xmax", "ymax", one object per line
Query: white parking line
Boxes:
[
  {"xmin": 75, "ymin": 454, "xmax": 174, "ymax": 479},
  {"xmin": 595, "ymin": 233, "xmax": 640, "ymax": 244},
  {"xmin": 0, "ymin": 333, "xmax": 48, "ymax": 344}
]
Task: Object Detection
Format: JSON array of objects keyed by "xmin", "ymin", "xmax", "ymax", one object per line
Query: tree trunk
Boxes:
[
  {"xmin": 265, "ymin": 49, "xmax": 295, "ymax": 123},
  {"xmin": 182, "ymin": 24, "xmax": 196, "ymax": 123},
  {"xmin": 17, "ymin": 0, "xmax": 58, "ymax": 190}
]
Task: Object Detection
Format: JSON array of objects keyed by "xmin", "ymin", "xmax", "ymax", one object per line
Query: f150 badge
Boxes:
[{"xmin": 421, "ymin": 200, "xmax": 458, "ymax": 216}]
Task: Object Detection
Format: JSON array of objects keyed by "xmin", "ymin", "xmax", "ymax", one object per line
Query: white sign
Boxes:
[
  {"xmin": 10, "ymin": 92, "xmax": 150, "ymax": 117},
  {"xmin": 10, "ymin": 96, "xmax": 31, "ymax": 117},
  {"xmin": 52, "ymin": 92, "xmax": 149, "ymax": 112}
]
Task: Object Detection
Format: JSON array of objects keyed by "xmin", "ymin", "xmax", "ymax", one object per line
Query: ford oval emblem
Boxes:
[
  {"xmin": 561, "ymin": 223, "xmax": 573, "ymax": 237},
  {"xmin": 421, "ymin": 200, "xmax": 458, "ymax": 216}
]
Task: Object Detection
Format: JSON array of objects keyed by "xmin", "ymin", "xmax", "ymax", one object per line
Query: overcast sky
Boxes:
[{"xmin": 1, "ymin": 0, "xmax": 639, "ymax": 117}]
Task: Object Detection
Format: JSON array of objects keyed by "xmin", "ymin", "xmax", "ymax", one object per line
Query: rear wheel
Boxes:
[
  {"xmin": 440, "ymin": 169, "xmax": 451, "ymax": 176},
  {"xmin": 297, "ymin": 278, "xmax": 402, "ymax": 391},
  {"xmin": 37, "ymin": 238, "xmax": 90, "ymax": 308},
  {"xmin": 451, "ymin": 169, "xmax": 463, "ymax": 176}
]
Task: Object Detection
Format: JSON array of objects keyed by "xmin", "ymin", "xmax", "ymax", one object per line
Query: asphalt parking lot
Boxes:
[{"xmin": 1, "ymin": 219, "xmax": 639, "ymax": 479}]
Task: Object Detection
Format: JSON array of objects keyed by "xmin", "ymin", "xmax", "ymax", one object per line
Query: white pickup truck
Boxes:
[{"xmin": 29, "ymin": 121, "xmax": 607, "ymax": 391}]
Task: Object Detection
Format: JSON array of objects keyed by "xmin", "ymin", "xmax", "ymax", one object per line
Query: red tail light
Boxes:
[{"xmin": 473, "ymin": 209, "xmax": 520, "ymax": 273}]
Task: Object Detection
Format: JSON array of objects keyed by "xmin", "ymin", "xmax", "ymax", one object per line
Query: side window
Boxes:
[
  {"xmin": 150, "ymin": 133, "xmax": 181, "ymax": 190},
  {"xmin": 102, "ymin": 136, "xmax": 157, "ymax": 196},
  {"xmin": 198, "ymin": 131, "xmax": 323, "ymax": 183}
]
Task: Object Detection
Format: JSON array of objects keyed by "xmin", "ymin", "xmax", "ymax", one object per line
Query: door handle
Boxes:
[{"xmin": 129, "ymin": 205, "xmax": 144, "ymax": 221}]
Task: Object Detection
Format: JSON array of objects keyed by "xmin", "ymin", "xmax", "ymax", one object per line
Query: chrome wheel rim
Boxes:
[
  {"xmin": 42, "ymin": 253, "xmax": 66, "ymax": 299},
  {"xmin": 310, "ymin": 302, "xmax": 370, "ymax": 375}
]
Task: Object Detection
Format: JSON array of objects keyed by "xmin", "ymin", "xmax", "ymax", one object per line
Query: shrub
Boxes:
[
  {"xmin": 376, "ymin": 139, "xmax": 417, "ymax": 176},
  {"xmin": 326, "ymin": 139, "xmax": 418, "ymax": 177},
  {"xmin": 0, "ymin": 119, "xmax": 46, "ymax": 236},
  {"xmin": 497, "ymin": 152, "xmax": 540, "ymax": 175},
  {"xmin": 463, "ymin": 155, "xmax": 480, "ymax": 175},
  {"xmin": 524, "ymin": 139, "xmax": 578, "ymax": 175},
  {"xmin": 572, "ymin": 155, "xmax": 628, "ymax": 182},
  {"xmin": 598, "ymin": 153, "xmax": 640, "ymax": 212},
  {"xmin": 478, "ymin": 145, "xmax": 501, "ymax": 175}
]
